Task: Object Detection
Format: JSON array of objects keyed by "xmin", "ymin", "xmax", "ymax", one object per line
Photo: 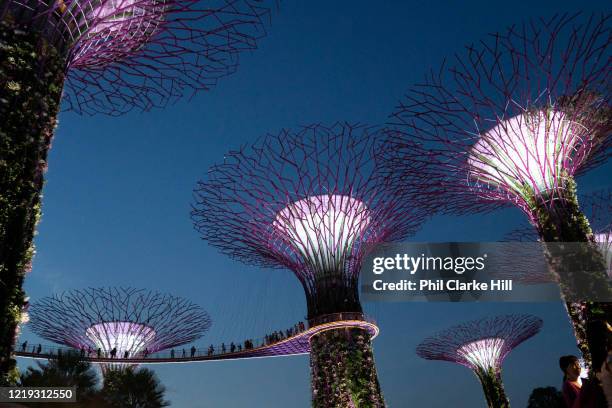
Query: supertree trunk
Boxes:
[
  {"xmin": 0, "ymin": 19, "xmax": 65, "ymax": 383},
  {"xmin": 532, "ymin": 178, "xmax": 612, "ymax": 371},
  {"xmin": 310, "ymin": 328, "xmax": 384, "ymax": 408},
  {"xmin": 475, "ymin": 368, "xmax": 510, "ymax": 408}
]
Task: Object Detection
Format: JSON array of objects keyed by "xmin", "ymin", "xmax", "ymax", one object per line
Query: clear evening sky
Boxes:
[{"xmin": 17, "ymin": 1, "xmax": 612, "ymax": 407}]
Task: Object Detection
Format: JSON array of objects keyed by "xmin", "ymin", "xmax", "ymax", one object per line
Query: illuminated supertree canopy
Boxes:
[
  {"xmin": 2, "ymin": 0, "xmax": 275, "ymax": 114},
  {"xmin": 380, "ymin": 13, "xmax": 611, "ymax": 371},
  {"xmin": 192, "ymin": 122, "xmax": 428, "ymax": 407},
  {"xmin": 382, "ymin": 13, "xmax": 611, "ymax": 223},
  {"xmin": 28, "ymin": 288, "xmax": 212, "ymax": 360},
  {"xmin": 416, "ymin": 314, "xmax": 543, "ymax": 408},
  {"xmin": 0, "ymin": 0, "xmax": 274, "ymax": 382}
]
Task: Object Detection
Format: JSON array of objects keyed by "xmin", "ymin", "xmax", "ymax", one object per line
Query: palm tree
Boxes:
[
  {"xmin": 100, "ymin": 367, "xmax": 169, "ymax": 408},
  {"xmin": 20, "ymin": 350, "xmax": 100, "ymax": 406},
  {"xmin": 527, "ymin": 387, "xmax": 564, "ymax": 408}
]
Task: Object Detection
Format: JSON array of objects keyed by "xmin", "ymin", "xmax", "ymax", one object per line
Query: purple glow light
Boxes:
[
  {"xmin": 273, "ymin": 195, "xmax": 371, "ymax": 273},
  {"xmin": 468, "ymin": 110, "xmax": 587, "ymax": 200},
  {"xmin": 66, "ymin": 0, "xmax": 166, "ymax": 68},
  {"xmin": 86, "ymin": 321, "xmax": 156, "ymax": 355},
  {"xmin": 456, "ymin": 338, "xmax": 505, "ymax": 371},
  {"xmin": 29, "ymin": 288, "xmax": 211, "ymax": 355},
  {"xmin": 416, "ymin": 314, "xmax": 543, "ymax": 370}
]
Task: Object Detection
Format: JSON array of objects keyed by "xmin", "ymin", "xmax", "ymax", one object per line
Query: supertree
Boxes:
[
  {"xmin": 381, "ymin": 13, "xmax": 611, "ymax": 369},
  {"xmin": 416, "ymin": 314, "xmax": 543, "ymax": 408},
  {"xmin": 0, "ymin": 0, "xmax": 274, "ymax": 382},
  {"xmin": 28, "ymin": 287, "xmax": 212, "ymax": 372},
  {"xmin": 191, "ymin": 122, "xmax": 428, "ymax": 408}
]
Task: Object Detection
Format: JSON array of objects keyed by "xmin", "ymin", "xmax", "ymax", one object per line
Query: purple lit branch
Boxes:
[
  {"xmin": 416, "ymin": 314, "xmax": 543, "ymax": 372},
  {"xmin": 382, "ymin": 13, "xmax": 611, "ymax": 221},
  {"xmin": 192, "ymin": 123, "xmax": 428, "ymax": 316},
  {"xmin": 28, "ymin": 287, "xmax": 211, "ymax": 355},
  {"xmin": 2, "ymin": 0, "xmax": 275, "ymax": 115}
]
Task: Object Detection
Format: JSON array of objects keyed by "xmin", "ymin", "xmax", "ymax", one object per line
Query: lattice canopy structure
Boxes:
[
  {"xmin": 2, "ymin": 0, "xmax": 275, "ymax": 114},
  {"xmin": 381, "ymin": 12, "xmax": 611, "ymax": 372},
  {"xmin": 28, "ymin": 288, "xmax": 211, "ymax": 358},
  {"xmin": 192, "ymin": 122, "xmax": 427, "ymax": 318},
  {"xmin": 192, "ymin": 122, "xmax": 427, "ymax": 407},
  {"xmin": 417, "ymin": 314, "xmax": 543, "ymax": 408},
  {"xmin": 382, "ymin": 13, "xmax": 611, "ymax": 221}
]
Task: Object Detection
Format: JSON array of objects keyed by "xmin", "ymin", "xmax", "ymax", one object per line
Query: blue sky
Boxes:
[{"xmin": 17, "ymin": 1, "xmax": 612, "ymax": 407}]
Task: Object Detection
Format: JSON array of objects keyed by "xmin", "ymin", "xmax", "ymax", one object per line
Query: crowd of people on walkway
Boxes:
[{"xmin": 19, "ymin": 320, "xmax": 308, "ymax": 361}]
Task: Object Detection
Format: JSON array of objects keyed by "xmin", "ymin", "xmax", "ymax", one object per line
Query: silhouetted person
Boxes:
[
  {"xmin": 230, "ymin": 343, "xmax": 236, "ymax": 353},
  {"xmin": 21, "ymin": 341, "xmax": 27, "ymax": 352},
  {"xmin": 221, "ymin": 343, "xmax": 226, "ymax": 353},
  {"xmin": 97, "ymin": 348, "xmax": 102, "ymax": 358},
  {"xmin": 191, "ymin": 346, "xmax": 196, "ymax": 357},
  {"xmin": 124, "ymin": 350, "xmax": 129, "ymax": 359},
  {"xmin": 37, "ymin": 344, "xmax": 41, "ymax": 354},
  {"xmin": 110, "ymin": 347, "xmax": 117, "ymax": 358},
  {"xmin": 560, "ymin": 355, "xmax": 581, "ymax": 408},
  {"xmin": 237, "ymin": 344, "xmax": 242, "ymax": 352}
]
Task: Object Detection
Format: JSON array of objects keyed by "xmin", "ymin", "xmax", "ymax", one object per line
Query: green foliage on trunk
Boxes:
[
  {"xmin": 475, "ymin": 367, "xmax": 510, "ymax": 408},
  {"xmin": 310, "ymin": 328, "xmax": 384, "ymax": 408},
  {"xmin": 529, "ymin": 177, "xmax": 612, "ymax": 371},
  {"xmin": 0, "ymin": 18, "xmax": 65, "ymax": 383}
]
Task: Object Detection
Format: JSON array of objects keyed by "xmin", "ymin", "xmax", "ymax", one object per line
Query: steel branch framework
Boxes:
[
  {"xmin": 417, "ymin": 314, "xmax": 543, "ymax": 371},
  {"xmin": 28, "ymin": 288, "xmax": 212, "ymax": 356},
  {"xmin": 1, "ymin": 0, "xmax": 275, "ymax": 115},
  {"xmin": 382, "ymin": 13, "xmax": 611, "ymax": 222},
  {"xmin": 192, "ymin": 122, "xmax": 427, "ymax": 406},
  {"xmin": 417, "ymin": 314, "xmax": 543, "ymax": 408},
  {"xmin": 192, "ymin": 122, "xmax": 428, "ymax": 318}
]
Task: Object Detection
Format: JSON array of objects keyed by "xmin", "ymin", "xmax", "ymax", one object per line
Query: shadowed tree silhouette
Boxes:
[
  {"xmin": 100, "ymin": 367, "xmax": 169, "ymax": 408},
  {"xmin": 527, "ymin": 387, "xmax": 564, "ymax": 408},
  {"xmin": 19, "ymin": 350, "xmax": 100, "ymax": 406}
]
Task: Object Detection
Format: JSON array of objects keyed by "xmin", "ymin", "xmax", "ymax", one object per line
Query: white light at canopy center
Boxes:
[
  {"xmin": 467, "ymin": 110, "xmax": 587, "ymax": 198},
  {"xmin": 86, "ymin": 322, "xmax": 155, "ymax": 355},
  {"xmin": 273, "ymin": 195, "xmax": 371, "ymax": 272},
  {"xmin": 63, "ymin": 0, "xmax": 166, "ymax": 68},
  {"xmin": 457, "ymin": 338, "xmax": 505, "ymax": 370}
]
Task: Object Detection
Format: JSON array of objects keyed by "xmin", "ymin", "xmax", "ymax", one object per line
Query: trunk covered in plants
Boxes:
[
  {"xmin": 475, "ymin": 367, "xmax": 509, "ymax": 408},
  {"xmin": 532, "ymin": 179, "xmax": 612, "ymax": 371},
  {"xmin": 0, "ymin": 19, "xmax": 65, "ymax": 383},
  {"xmin": 310, "ymin": 327, "xmax": 384, "ymax": 408}
]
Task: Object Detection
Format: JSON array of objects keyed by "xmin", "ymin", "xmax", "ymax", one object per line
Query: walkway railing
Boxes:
[{"xmin": 15, "ymin": 313, "xmax": 378, "ymax": 364}]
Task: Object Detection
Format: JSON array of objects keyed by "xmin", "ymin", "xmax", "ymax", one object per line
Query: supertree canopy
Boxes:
[
  {"xmin": 381, "ymin": 13, "xmax": 611, "ymax": 370},
  {"xmin": 2, "ymin": 0, "xmax": 274, "ymax": 114},
  {"xmin": 0, "ymin": 0, "xmax": 273, "ymax": 383},
  {"xmin": 28, "ymin": 288, "xmax": 212, "ymax": 362},
  {"xmin": 192, "ymin": 122, "xmax": 427, "ymax": 408},
  {"xmin": 383, "ymin": 13, "xmax": 611, "ymax": 223},
  {"xmin": 416, "ymin": 314, "xmax": 543, "ymax": 408}
]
